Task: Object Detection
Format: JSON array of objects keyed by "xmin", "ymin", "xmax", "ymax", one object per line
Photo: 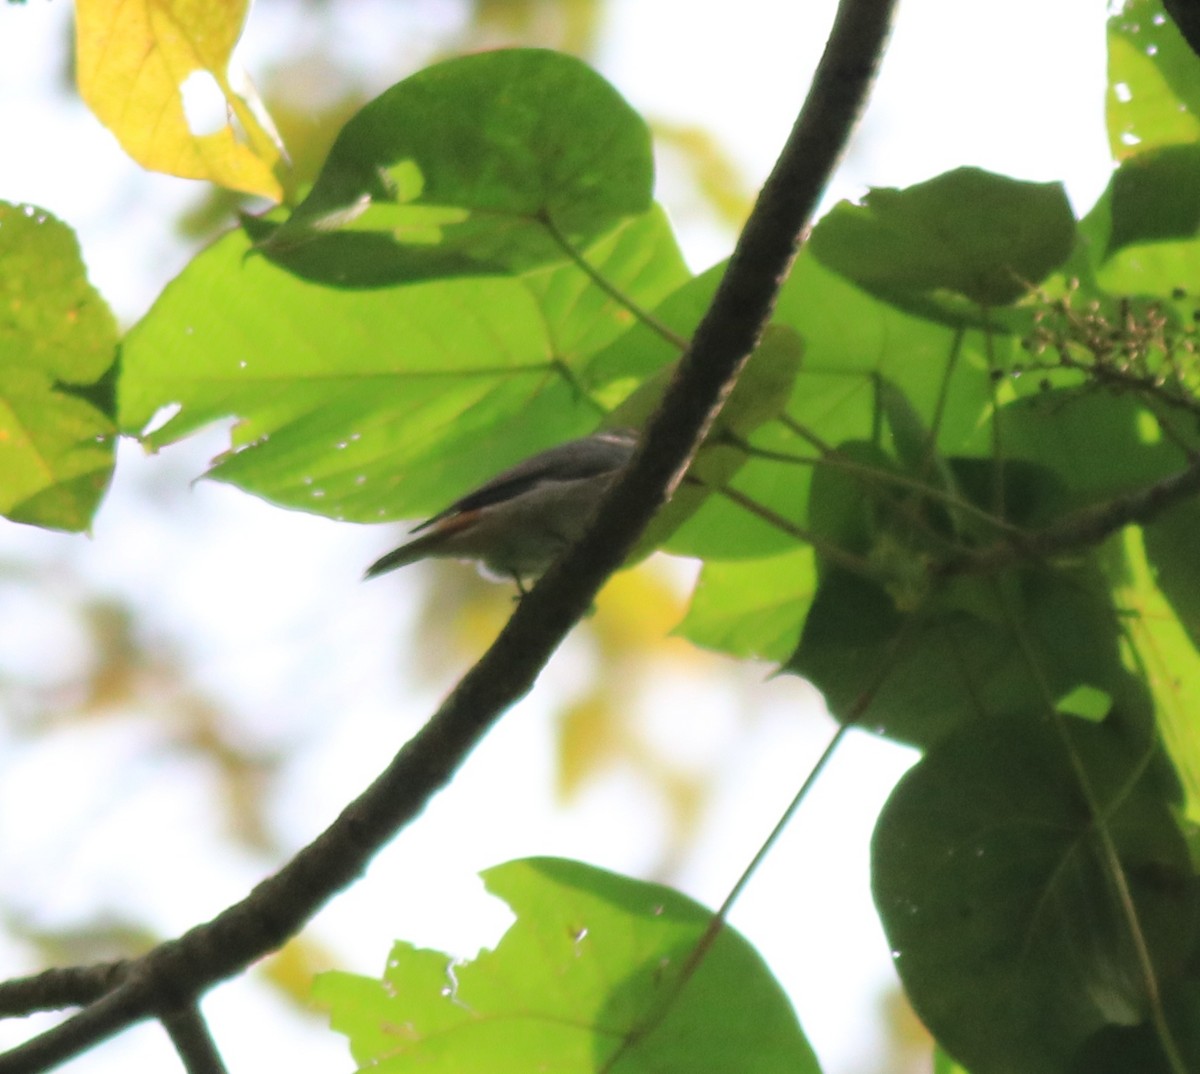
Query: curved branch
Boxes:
[{"xmin": 0, "ymin": 1, "xmax": 896, "ymax": 1069}]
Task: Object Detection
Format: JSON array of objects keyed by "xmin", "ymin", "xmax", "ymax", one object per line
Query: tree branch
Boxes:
[
  {"xmin": 0, "ymin": 1, "xmax": 896, "ymax": 1069},
  {"xmin": 0, "ymin": 963, "xmax": 130, "ymax": 1017},
  {"xmin": 938, "ymin": 455, "xmax": 1200, "ymax": 576},
  {"xmin": 161, "ymin": 1005, "xmax": 228, "ymax": 1074}
]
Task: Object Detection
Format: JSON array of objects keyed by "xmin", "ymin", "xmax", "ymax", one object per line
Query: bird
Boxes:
[{"xmin": 364, "ymin": 429, "xmax": 637, "ymax": 591}]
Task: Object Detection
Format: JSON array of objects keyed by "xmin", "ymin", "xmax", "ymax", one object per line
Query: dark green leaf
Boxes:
[
  {"xmin": 0, "ymin": 202, "xmax": 117, "ymax": 531},
  {"xmin": 1003, "ymin": 389, "xmax": 1194, "ymax": 509},
  {"xmin": 260, "ymin": 49, "xmax": 654, "ymax": 285},
  {"xmin": 788, "ymin": 485, "xmax": 1137, "ymax": 746},
  {"xmin": 787, "ymin": 559, "xmax": 1132, "ymax": 753},
  {"xmin": 873, "ymin": 717, "xmax": 1196, "ymax": 1074},
  {"xmin": 1092, "ymin": 145, "xmax": 1200, "ymax": 259},
  {"xmin": 808, "ymin": 168, "xmax": 1076, "ymax": 309},
  {"xmin": 313, "ymin": 858, "xmax": 820, "ymax": 1074},
  {"xmin": 1070, "ymin": 980, "xmax": 1200, "ymax": 1073}
]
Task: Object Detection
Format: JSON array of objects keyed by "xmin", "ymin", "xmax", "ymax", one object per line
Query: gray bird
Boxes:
[{"xmin": 364, "ymin": 429, "xmax": 637, "ymax": 590}]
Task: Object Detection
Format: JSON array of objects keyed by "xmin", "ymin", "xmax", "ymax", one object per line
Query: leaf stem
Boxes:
[{"xmin": 540, "ymin": 211, "xmax": 692, "ymax": 351}]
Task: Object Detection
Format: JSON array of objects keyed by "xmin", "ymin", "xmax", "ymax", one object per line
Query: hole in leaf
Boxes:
[{"xmin": 179, "ymin": 70, "xmax": 228, "ymax": 137}]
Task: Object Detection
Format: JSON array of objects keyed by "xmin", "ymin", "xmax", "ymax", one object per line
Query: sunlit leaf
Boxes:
[
  {"xmin": 676, "ymin": 548, "xmax": 815, "ymax": 662},
  {"xmin": 1119, "ymin": 527, "xmax": 1200, "ymax": 822},
  {"xmin": 258, "ymin": 49, "xmax": 653, "ymax": 284},
  {"xmin": 773, "ymin": 250, "xmax": 997, "ymax": 459},
  {"xmin": 1108, "ymin": 0, "xmax": 1200, "ymax": 161},
  {"xmin": 74, "ymin": 0, "xmax": 284, "ymax": 199},
  {"xmin": 314, "ymin": 858, "xmax": 820, "ymax": 1074},
  {"xmin": 0, "ymin": 202, "xmax": 117, "ymax": 531},
  {"xmin": 874, "ymin": 716, "xmax": 1196, "ymax": 1074},
  {"xmin": 119, "ymin": 208, "xmax": 686, "ymax": 523},
  {"xmin": 616, "ymin": 326, "xmax": 805, "ymax": 557}
]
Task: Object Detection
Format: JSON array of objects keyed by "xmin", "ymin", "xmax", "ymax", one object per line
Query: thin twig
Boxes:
[{"xmin": 541, "ymin": 212, "xmax": 692, "ymax": 351}]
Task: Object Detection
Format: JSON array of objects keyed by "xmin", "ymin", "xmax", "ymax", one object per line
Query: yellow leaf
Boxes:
[{"xmin": 75, "ymin": 0, "xmax": 285, "ymax": 200}]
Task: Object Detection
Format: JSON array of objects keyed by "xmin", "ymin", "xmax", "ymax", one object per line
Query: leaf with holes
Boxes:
[
  {"xmin": 314, "ymin": 858, "xmax": 820, "ymax": 1074},
  {"xmin": 75, "ymin": 0, "xmax": 283, "ymax": 198},
  {"xmin": 1107, "ymin": 0, "xmax": 1200, "ymax": 161},
  {"xmin": 255, "ymin": 49, "xmax": 653, "ymax": 285}
]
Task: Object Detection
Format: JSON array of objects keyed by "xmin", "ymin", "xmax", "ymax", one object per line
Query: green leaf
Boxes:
[
  {"xmin": 1088, "ymin": 145, "xmax": 1200, "ymax": 259},
  {"xmin": 313, "ymin": 858, "xmax": 820, "ymax": 1074},
  {"xmin": 773, "ymin": 250, "xmax": 997, "ymax": 459},
  {"xmin": 808, "ymin": 168, "xmax": 1076, "ymax": 310},
  {"xmin": 617, "ymin": 325, "xmax": 805, "ymax": 558},
  {"xmin": 1118, "ymin": 527, "xmax": 1200, "ymax": 823},
  {"xmin": 787, "ymin": 548, "xmax": 1136, "ymax": 749},
  {"xmin": 1108, "ymin": 0, "xmax": 1200, "ymax": 161},
  {"xmin": 587, "ymin": 262, "xmax": 817, "ymax": 561},
  {"xmin": 259, "ymin": 49, "xmax": 653, "ymax": 285},
  {"xmin": 119, "ymin": 207, "xmax": 686, "ymax": 523},
  {"xmin": 1003, "ymin": 389, "xmax": 1191, "ymax": 510},
  {"xmin": 873, "ymin": 717, "xmax": 1196, "ymax": 1074},
  {"xmin": 1070, "ymin": 980, "xmax": 1200, "ymax": 1073},
  {"xmin": 676, "ymin": 548, "xmax": 816, "ymax": 662},
  {"xmin": 0, "ymin": 202, "xmax": 117, "ymax": 531},
  {"xmin": 782, "ymin": 448, "xmax": 1137, "ymax": 753}
]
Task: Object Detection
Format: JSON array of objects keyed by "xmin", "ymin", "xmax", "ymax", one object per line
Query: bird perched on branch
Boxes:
[{"xmin": 364, "ymin": 428, "xmax": 637, "ymax": 591}]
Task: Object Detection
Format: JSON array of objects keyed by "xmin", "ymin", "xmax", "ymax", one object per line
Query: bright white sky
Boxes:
[{"xmin": 0, "ymin": 3, "xmax": 1111, "ymax": 1073}]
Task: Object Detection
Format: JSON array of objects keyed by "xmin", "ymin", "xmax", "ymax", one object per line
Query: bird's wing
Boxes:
[{"xmin": 410, "ymin": 431, "xmax": 635, "ymax": 533}]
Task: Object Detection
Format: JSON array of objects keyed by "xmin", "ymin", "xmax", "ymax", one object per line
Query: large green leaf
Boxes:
[
  {"xmin": 1108, "ymin": 0, "xmax": 1200, "ymax": 161},
  {"xmin": 256, "ymin": 49, "xmax": 653, "ymax": 286},
  {"xmin": 808, "ymin": 168, "xmax": 1076, "ymax": 312},
  {"xmin": 119, "ymin": 207, "xmax": 687, "ymax": 522},
  {"xmin": 787, "ymin": 559, "xmax": 1137, "ymax": 748},
  {"xmin": 313, "ymin": 858, "xmax": 820, "ymax": 1074},
  {"xmin": 0, "ymin": 202, "xmax": 117, "ymax": 532},
  {"xmin": 773, "ymin": 249, "xmax": 998, "ymax": 459},
  {"xmin": 874, "ymin": 717, "xmax": 1196, "ymax": 1074}
]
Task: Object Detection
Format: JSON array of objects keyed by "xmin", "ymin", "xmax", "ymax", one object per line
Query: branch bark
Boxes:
[{"xmin": 0, "ymin": 1, "xmax": 896, "ymax": 1069}]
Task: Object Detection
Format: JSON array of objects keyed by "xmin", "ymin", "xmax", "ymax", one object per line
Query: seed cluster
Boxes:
[{"xmin": 1016, "ymin": 283, "xmax": 1200, "ymax": 414}]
